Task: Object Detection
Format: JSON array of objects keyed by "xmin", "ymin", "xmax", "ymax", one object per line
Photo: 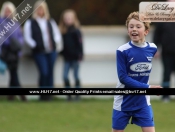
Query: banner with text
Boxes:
[
  {"xmin": 0, "ymin": 88, "xmax": 174, "ymax": 95},
  {"xmin": 139, "ymin": 2, "xmax": 175, "ymax": 22}
]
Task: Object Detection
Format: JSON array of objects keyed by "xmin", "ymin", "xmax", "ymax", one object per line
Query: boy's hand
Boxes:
[
  {"xmin": 149, "ymin": 85, "xmax": 163, "ymax": 96},
  {"xmin": 150, "ymin": 85, "xmax": 163, "ymax": 88},
  {"xmin": 154, "ymin": 51, "xmax": 160, "ymax": 59}
]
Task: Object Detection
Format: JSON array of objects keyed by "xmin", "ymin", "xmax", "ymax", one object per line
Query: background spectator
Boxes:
[
  {"xmin": 59, "ymin": 9, "xmax": 84, "ymax": 101},
  {"xmin": 23, "ymin": 0, "xmax": 61, "ymax": 101},
  {"xmin": 152, "ymin": 0, "xmax": 175, "ymax": 103},
  {"xmin": 0, "ymin": 1, "xmax": 26, "ymax": 101},
  {"xmin": 153, "ymin": 22, "xmax": 175, "ymax": 102},
  {"xmin": 153, "ymin": 0, "xmax": 175, "ymax": 102}
]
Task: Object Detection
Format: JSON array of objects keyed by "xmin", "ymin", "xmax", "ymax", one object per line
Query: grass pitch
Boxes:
[{"xmin": 0, "ymin": 97, "xmax": 174, "ymax": 132}]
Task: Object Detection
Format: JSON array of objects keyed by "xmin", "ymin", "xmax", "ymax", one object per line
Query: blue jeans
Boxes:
[
  {"xmin": 33, "ymin": 51, "xmax": 57, "ymax": 88},
  {"xmin": 63, "ymin": 60, "xmax": 80, "ymax": 88}
]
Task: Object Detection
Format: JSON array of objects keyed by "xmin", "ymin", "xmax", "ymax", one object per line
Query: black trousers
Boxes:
[
  {"xmin": 9, "ymin": 67, "xmax": 20, "ymax": 87},
  {"xmin": 7, "ymin": 61, "xmax": 27, "ymax": 101},
  {"xmin": 161, "ymin": 54, "xmax": 175, "ymax": 99},
  {"xmin": 8, "ymin": 61, "xmax": 20, "ymax": 88}
]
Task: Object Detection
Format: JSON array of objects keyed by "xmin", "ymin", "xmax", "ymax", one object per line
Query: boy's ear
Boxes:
[{"xmin": 144, "ymin": 30, "xmax": 149, "ymax": 36}]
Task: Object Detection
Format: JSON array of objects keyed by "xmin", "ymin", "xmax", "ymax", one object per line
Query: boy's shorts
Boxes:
[{"xmin": 112, "ymin": 106, "xmax": 154, "ymax": 130}]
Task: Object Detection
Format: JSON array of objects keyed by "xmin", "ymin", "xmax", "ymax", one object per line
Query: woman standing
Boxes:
[
  {"xmin": 0, "ymin": 1, "xmax": 26, "ymax": 101},
  {"xmin": 59, "ymin": 9, "xmax": 84, "ymax": 101},
  {"xmin": 23, "ymin": 1, "xmax": 61, "ymax": 100}
]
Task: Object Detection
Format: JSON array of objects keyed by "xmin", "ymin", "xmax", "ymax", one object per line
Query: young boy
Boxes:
[{"xmin": 112, "ymin": 11, "xmax": 162, "ymax": 132}]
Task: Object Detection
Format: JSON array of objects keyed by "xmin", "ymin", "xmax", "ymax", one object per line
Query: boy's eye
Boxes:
[{"xmin": 137, "ymin": 25, "xmax": 142, "ymax": 28}]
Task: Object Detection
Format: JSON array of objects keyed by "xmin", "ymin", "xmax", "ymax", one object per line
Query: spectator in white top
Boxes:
[{"xmin": 23, "ymin": 0, "xmax": 61, "ymax": 100}]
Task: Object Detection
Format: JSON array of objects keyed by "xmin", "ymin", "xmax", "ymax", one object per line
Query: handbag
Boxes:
[
  {"xmin": 9, "ymin": 37, "xmax": 22, "ymax": 53},
  {"xmin": 0, "ymin": 59, "xmax": 7, "ymax": 74}
]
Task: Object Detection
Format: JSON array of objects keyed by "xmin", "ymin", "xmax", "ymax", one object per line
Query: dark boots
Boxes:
[
  {"xmin": 64, "ymin": 80, "xmax": 81, "ymax": 101},
  {"xmin": 8, "ymin": 95, "xmax": 27, "ymax": 101},
  {"xmin": 7, "ymin": 95, "xmax": 15, "ymax": 101},
  {"xmin": 162, "ymin": 82, "xmax": 170, "ymax": 102},
  {"xmin": 20, "ymin": 95, "xmax": 27, "ymax": 101},
  {"xmin": 64, "ymin": 80, "xmax": 72, "ymax": 101},
  {"xmin": 39, "ymin": 95, "xmax": 52, "ymax": 101},
  {"xmin": 75, "ymin": 80, "xmax": 80, "ymax": 88}
]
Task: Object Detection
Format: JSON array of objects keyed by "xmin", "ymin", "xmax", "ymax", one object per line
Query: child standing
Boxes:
[
  {"xmin": 59, "ymin": 9, "xmax": 83, "ymax": 101},
  {"xmin": 112, "ymin": 12, "xmax": 162, "ymax": 132}
]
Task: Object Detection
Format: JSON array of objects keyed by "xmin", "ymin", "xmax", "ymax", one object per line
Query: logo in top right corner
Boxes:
[
  {"xmin": 147, "ymin": 57, "xmax": 153, "ymax": 62},
  {"xmin": 139, "ymin": 2, "xmax": 175, "ymax": 22}
]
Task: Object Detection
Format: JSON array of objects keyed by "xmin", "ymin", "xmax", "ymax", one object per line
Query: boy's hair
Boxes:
[{"xmin": 126, "ymin": 11, "xmax": 150, "ymax": 31}]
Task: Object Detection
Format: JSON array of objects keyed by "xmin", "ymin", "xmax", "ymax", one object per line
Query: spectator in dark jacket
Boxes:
[
  {"xmin": 153, "ymin": 22, "xmax": 175, "ymax": 102},
  {"xmin": 0, "ymin": 1, "xmax": 26, "ymax": 101},
  {"xmin": 59, "ymin": 9, "xmax": 84, "ymax": 101}
]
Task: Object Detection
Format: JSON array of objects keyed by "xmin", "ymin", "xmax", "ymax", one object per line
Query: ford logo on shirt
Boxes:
[{"xmin": 130, "ymin": 63, "xmax": 152, "ymax": 72}]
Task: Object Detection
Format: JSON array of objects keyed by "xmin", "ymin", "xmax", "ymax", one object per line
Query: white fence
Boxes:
[{"xmin": 1, "ymin": 26, "xmax": 174, "ymax": 88}]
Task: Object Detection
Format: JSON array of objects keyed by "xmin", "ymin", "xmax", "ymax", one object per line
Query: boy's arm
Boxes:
[{"xmin": 117, "ymin": 50, "xmax": 149, "ymax": 88}]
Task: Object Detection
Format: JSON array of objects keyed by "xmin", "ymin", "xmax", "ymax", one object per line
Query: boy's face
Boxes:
[{"xmin": 127, "ymin": 18, "xmax": 149, "ymax": 43}]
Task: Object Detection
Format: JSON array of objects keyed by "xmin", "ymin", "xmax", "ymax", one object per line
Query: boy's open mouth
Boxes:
[{"xmin": 132, "ymin": 33, "xmax": 138, "ymax": 36}]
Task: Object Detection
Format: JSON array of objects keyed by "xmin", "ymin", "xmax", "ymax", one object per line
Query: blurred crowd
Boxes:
[{"xmin": 0, "ymin": 1, "xmax": 83, "ymax": 101}]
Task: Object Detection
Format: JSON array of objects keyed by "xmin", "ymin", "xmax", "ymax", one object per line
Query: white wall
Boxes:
[{"xmin": 0, "ymin": 26, "xmax": 167, "ymax": 88}]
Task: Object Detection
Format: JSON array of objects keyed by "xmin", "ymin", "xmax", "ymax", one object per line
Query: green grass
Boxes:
[{"xmin": 0, "ymin": 97, "xmax": 175, "ymax": 132}]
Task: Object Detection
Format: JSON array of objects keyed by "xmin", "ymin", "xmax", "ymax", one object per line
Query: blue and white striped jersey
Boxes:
[{"xmin": 113, "ymin": 41, "xmax": 157, "ymax": 111}]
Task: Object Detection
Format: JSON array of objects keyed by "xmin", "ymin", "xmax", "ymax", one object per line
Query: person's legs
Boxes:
[
  {"xmin": 112, "ymin": 109, "xmax": 131, "ymax": 132},
  {"xmin": 161, "ymin": 55, "xmax": 173, "ymax": 101},
  {"xmin": 141, "ymin": 127, "xmax": 155, "ymax": 132},
  {"xmin": 112, "ymin": 129, "xmax": 124, "ymax": 132},
  {"xmin": 8, "ymin": 61, "xmax": 26, "ymax": 101},
  {"xmin": 8, "ymin": 62, "xmax": 19, "ymax": 100},
  {"xmin": 72, "ymin": 61, "xmax": 81, "ymax": 100},
  {"xmin": 63, "ymin": 61, "xmax": 71, "ymax": 88},
  {"xmin": 63, "ymin": 60, "xmax": 72, "ymax": 101},
  {"xmin": 9, "ymin": 63, "xmax": 20, "ymax": 88},
  {"xmin": 33, "ymin": 53, "xmax": 51, "ymax": 101},
  {"xmin": 73, "ymin": 61, "xmax": 80, "ymax": 88},
  {"xmin": 132, "ymin": 106, "xmax": 155, "ymax": 131},
  {"xmin": 33, "ymin": 53, "xmax": 49, "ymax": 88},
  {"xmin": 162, "ymin": 55, "xmax": 172, "ymax": 87},
  {"xmin": 46, "ymin": 51, "xmax": 57, "ymax": 88}
]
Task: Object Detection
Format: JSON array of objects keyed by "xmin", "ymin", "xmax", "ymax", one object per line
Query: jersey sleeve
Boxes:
[{"xmin": 117, "ymin": 50, "xmax": 149, "ymax": 88}]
